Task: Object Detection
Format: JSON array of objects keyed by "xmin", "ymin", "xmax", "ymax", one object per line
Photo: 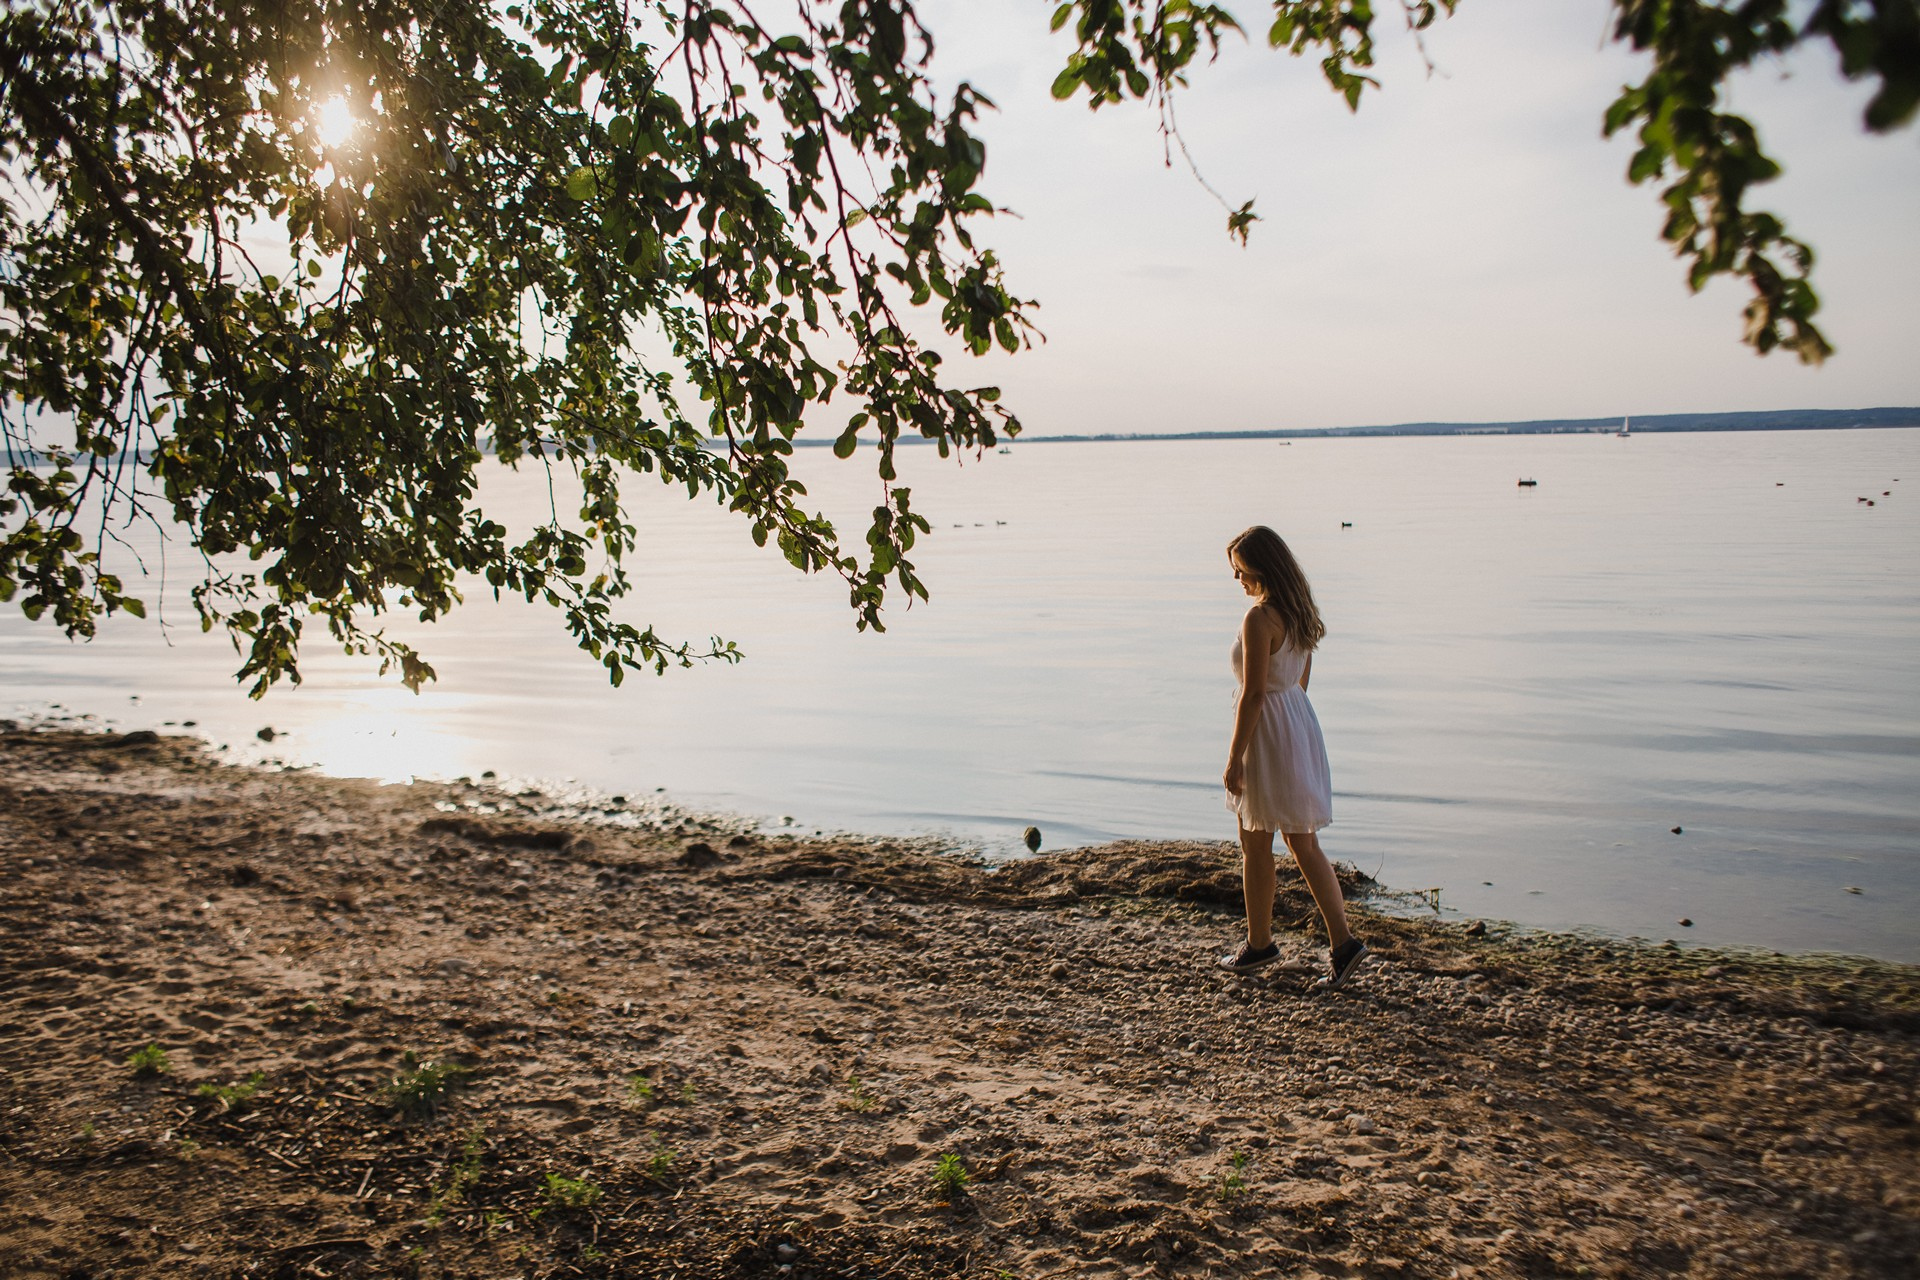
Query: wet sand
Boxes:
[{"xmin": 2, "ymin": 726, "xmax": 1915, "ymax": 1278}]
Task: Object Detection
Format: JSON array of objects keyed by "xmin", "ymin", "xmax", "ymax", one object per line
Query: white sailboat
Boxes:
[{"xmin": 1616, "ymin": 415, "xmax": 1632, "ymax": 438}]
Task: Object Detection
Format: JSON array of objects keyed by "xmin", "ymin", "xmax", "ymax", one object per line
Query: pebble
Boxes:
[
  {"xmin": 775, "ymin": 1244, "xmax": 799, "ymax": 1262},
  {"xmin": 678, "ymin": 842, "xmax": 723, "ymax": 869},
  {"xmin": 1345, "ymin": 1114, "xmax": 1377, "ymax": 1135}
]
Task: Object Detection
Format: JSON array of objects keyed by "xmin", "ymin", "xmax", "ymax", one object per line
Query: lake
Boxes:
[{"xmin": 5, "ymin": 428, "xmax": 1916, "ymax": 961}]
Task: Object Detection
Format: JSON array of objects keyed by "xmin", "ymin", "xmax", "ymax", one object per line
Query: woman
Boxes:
[{"xmin": 1219, "ymin": 525, "xmax": 1367, "ymax": 988}]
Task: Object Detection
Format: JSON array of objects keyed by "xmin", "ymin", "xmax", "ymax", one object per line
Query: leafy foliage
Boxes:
[
  {"xmin": 1, "ymin": 0, "xmax": 1027, "ymax": 692},
  {"xmin": 3, "ymin": 2, "xmax": 1912, "ymax": 691},
  {"xmin": 1047, "ymin": 1, "xmax": 1917, "ymax": 360},
  {"xmin": 1604, "ymin": 0, "xmax": 1919, "ymax": 363}
]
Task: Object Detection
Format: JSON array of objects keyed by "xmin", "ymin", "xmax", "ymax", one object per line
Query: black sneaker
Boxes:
[
  {"xmin": 1315, "ymin": 938, "xmax": 1370, "ymax": 989},
  {"xmin": 1217, "ymin": 941, "xmax": 1281, "ymax": 973}
]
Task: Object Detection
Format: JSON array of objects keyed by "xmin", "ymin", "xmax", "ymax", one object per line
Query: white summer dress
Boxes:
[{"xmin": 1226, "ymin": 634, "xmax": 1333, "ymax": 834}]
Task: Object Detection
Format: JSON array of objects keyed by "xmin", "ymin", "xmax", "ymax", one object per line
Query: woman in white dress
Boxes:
[{"xmin": 1219, "ymin": 526, "xmax": 1367, "ymax": 987}]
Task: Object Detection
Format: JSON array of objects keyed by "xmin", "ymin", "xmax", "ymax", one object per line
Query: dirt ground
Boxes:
[{"xmin": 2, "ymin": 726, "xmax": 1916, "ymax": 1279}]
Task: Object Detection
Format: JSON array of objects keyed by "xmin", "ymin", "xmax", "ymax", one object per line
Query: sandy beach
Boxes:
[{"xmin": 1, "ymin": 725, "xmax": 1915, "ymax": 1278}]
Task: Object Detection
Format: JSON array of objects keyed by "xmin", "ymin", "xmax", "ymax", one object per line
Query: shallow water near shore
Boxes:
[{"xmin": 3, "ymin": 428, "xmax": 1917, "ymax": 960}]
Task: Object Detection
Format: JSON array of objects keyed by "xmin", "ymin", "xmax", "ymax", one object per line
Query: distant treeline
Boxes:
[
  {"xmin": 54, "ymin": 408, "xmax": 1920, "ymax": 467},
  {"xmin": 958, "ymin": 406, "xmax": 1920, "ymax": 445}
]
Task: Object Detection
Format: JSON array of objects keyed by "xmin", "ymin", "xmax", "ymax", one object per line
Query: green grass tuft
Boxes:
[
  {"xmin": 838, "ymin": 1074, "xmax": 877, "ymax": 1113},
  {"xmin": 196, "ymin": 1071, "xmax": 266, "ymax": 1110},
  {"xmin": 643, "ymin": 1133, "xmax": 676, "ymax": 1183},
  {"xmin": 543, "ymin": 1172, "xmax": 604, "ymax": 1210},
  {"xmin": 125, "ymin": 1043, "xmax": 171, "ymax": 1076},
  {"xmin": 931, "ymin": 1152, "xmax": 970, "ymax": 1197},
  {"xmin": 382, "ymin": 1054, "xmax": 475, "ymax": 1115}
]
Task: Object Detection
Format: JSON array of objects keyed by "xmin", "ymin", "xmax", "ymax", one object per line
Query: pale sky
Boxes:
[{"xmin": 901, "ymin": 0, "xmax": 1920, "ymax": 435}]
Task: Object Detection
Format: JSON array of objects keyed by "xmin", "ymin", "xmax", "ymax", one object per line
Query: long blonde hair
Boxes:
[{"xmin": 1228, "ymin": 525, "xmax": 1325, "ymax": 652}]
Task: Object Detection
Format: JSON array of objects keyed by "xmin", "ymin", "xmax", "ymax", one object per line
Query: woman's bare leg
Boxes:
[
  {"xmin": 1237, "ymin": 825, "xmax": 1277, "ymax": 950},
  {"xmin": 1282, "ymin": 830, "xmax": 1353, "ymax": 950}
]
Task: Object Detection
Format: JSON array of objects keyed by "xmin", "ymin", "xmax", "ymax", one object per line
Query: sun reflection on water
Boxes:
[{"xmin": 285, "ymin": 689, "xmax": 483, "ymax": 784}]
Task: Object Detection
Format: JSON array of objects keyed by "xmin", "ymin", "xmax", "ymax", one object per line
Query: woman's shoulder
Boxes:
[{"xmin": 1241, "ymin": 602, "xmax": 1283, "ymax": 635}]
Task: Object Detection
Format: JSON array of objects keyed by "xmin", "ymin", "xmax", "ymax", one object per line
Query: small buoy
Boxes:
[
  {"xmin": 1677, "ymin": 918, "xmax": 1693, "ymax": 927},
  {"xmin": 256, "ymin": 726, "xmax": 278, "ymax": 742},
  {"xmin": 1340, "ymin": 521, "xmax": 1353, "ymax": 528},
  {"xmin": 1023, "ymin": 826, "xmax": 1042, "ymax": 853},
  {"xmin": 1671, "ymin": 826, "xmax": 1683, "ymax": 834},
  {"xmin": 1517, "ymin": 478, "xmax": 1538, "ymax": 487}
]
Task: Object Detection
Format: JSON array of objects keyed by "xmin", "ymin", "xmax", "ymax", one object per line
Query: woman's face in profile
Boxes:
[{"xmin": 1230, "ymin": 554, "xmax": 1262, "ymax": 599}]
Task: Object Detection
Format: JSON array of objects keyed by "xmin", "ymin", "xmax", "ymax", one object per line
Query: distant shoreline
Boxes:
[
  {"xmin": 42, "ymin": 409, "xmax": 1918, "ymax": 467},
  {"xmin": 801, "ymin": 406, "xmax": 1920, "ymax": 446}
]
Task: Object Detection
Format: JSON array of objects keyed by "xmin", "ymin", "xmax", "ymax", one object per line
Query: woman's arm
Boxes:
[{"xmin": 1224, "ymin": 608, "xmax": 1273, "ymax": 794}]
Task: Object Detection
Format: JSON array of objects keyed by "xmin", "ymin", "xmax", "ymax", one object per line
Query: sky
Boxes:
[{"xmin": 893, "ymin": 0, "xmax": 1920, "ymax": 436}]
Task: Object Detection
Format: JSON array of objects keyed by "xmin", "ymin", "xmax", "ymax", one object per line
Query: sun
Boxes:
[{"xmin": 314, "ymin": 95, "xmax": 356, "ymax": 148}]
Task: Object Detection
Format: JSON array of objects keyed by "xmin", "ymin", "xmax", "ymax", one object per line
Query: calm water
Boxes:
[{"xmin": 5, "ymin": 430, "xmax": 1917, "ymax": 961}]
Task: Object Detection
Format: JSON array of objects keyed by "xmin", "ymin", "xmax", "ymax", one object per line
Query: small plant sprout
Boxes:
[
  {"xmin": 78, "ymin": 1120, "xmax": 96, "ymax": 1140},
  {"xmin": 678, "ymin": 1079, "xmax": 698, "ymax": 1104},
  {"xmin": 643, "ymin": 1133, "xmax": 677, "ymax": 1183},
  {"xmin": 125, "ymin": 1043, "xmax": 171, "ymax": 1077},
  {"xmin": 543, "ymin": 1172, "xmax": 604, "ymax": 1211},
  {"xmin": 196, "ymin": 1072, "xmax": 266, "ymax": 1111},
  {"xmin": 1219, "ymin": 1150, "xmax": 1250, "ymax": 1201},
  {"xmin": 931, "ymin": 1153, "xmax": 970, "ymax": 1198},
  {"xmin": 625, "ymin": 1072, "xmax": 656, "ymax": 1105},
  {"xmin": 383, "ymin": 1052, "xmax": 475, "ymax": 1116},
  {"xmin": 839, "ymin": 1075, "xmax": 877, "ymax": 1113},
  {"xmin": 428, "ymin": 1128, "xmax": 486, "ymax": 1223}
]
